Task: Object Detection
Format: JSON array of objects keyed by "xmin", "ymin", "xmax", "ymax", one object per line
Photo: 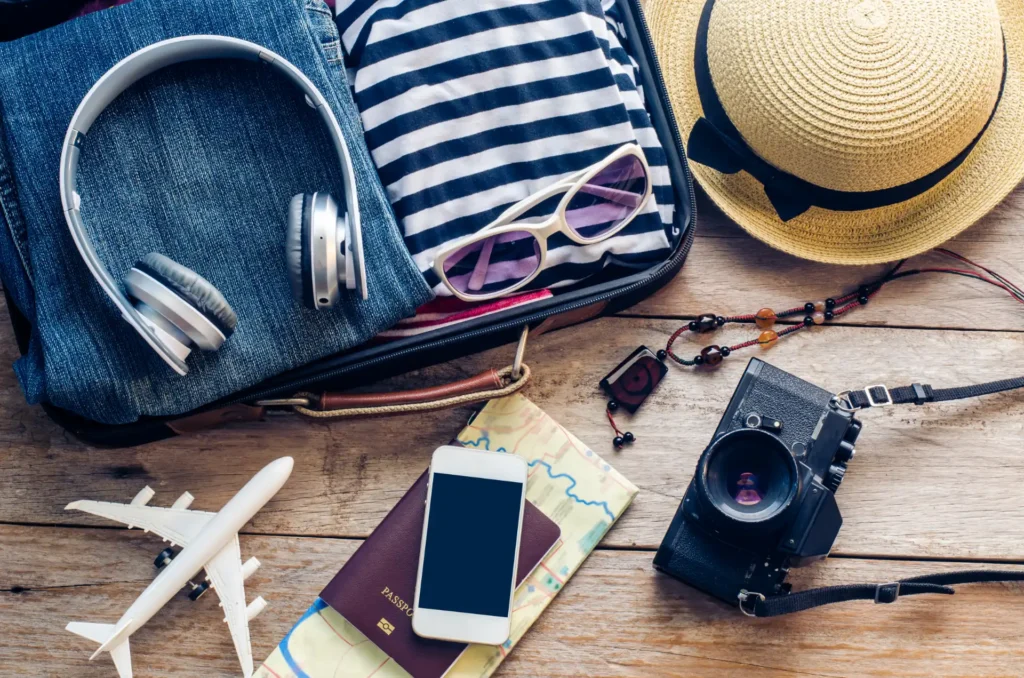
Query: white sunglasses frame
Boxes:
[{"xmin": 431, "ymin": 144, "xmax": 654, "ymax": 302}]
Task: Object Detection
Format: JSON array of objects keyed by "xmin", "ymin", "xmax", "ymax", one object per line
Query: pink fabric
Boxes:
[{"xmin": 375, "ymin": 290, "xmax": 552, "ymax": 341}]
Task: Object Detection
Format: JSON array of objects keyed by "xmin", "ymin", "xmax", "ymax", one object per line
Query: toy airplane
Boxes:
[{"xmin": 64, "ymin": 456, "xmax": 294, "ymax": 678}]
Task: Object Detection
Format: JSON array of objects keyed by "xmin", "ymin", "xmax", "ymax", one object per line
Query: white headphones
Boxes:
[{"xmin": 59, "ymin": 35, "xmax": 368, "ymax": 375}]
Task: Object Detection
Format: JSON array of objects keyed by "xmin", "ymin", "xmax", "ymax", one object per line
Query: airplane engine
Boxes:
[
  {"xmin": 241, "ymin": 557, "xmax": 260, "ymax": 581},
  {"xmin": 130, "ymin": 486, "xmax": 155, "ymax": 506},
  {"xmin": 170, "ymin": 492, "xmax": 194, "ymax": 510},
  {"xmin": 246, "ymin": 596, "xmax": 267, "ymax": 622}
]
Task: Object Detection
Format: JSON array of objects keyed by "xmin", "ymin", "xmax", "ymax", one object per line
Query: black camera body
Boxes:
[{"xmin": 654, "ymin": 359, "xmax": 862, "ymax": 608}]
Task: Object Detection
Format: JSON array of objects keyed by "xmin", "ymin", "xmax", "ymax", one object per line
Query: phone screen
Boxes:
[{"xmin": 419, "ymin": 472, "xmax": 524, "ymax": 617}]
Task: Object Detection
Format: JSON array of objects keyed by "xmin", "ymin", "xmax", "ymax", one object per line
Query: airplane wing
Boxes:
[
  {"xmin": 204, "ymin": 535, "xmax": 254, "ymax": 678},
  {"xmin": 65, "ymin": 500, "xmax": 215, "ymax": 548}
]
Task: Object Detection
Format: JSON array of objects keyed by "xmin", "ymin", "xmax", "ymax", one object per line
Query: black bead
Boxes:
[
  {"xmin": 696, "ymin": 314, "xmax": 718, "ymax": 333},
  {"xmin": 607, "ymin": 400, "xmax": 619, "ymax": 413},
  {"xmin": 804, "ymin": 316, "xmax": 814, "ymax": 326},
  {"xmin": 858, "ymin": 295, "xmax": 869, "ymax": 305},
  {"xmin": 716, "ymin": 316, "xmax": 727, "ymax": 326},
  {"xmin": 694, "ymin": 355, "xmax": 705, "ymax": 365},
  {"xmin": 804, "ymin": 302, "xmax": 815, "ymax": 313},
  {"xmin": 825, "ymin": 298, "xmax": 836, "ymax": 309},
  {"xmin": 701, "ymin": 345, "xmax": 725, "ymax": 366},
  {"xmin": 623, "ymin": 431, "xmax": 635, "ymax": 443},
  {"xmin": 858, "ymin": 285, "xmax": 871, "ymax": 296},
  {"xmin": 688, "ymin": 321, "xmax": 699, "ymax": 332},
  {"xmin": 720, "ymin": 346, "xmax": 732, "ymax": 357},
  {"xmin": 613, "ymin": 436, "xmax": 625, "ymax": 448},
  {"xmin": 656, "ymin": 349, "xmax": 668, "ymax": 361},
  {"xmin": 824, "ymin": 310, "xmax": 834, "ymax": 321}
]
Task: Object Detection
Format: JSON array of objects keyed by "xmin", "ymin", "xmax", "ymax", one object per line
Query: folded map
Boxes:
[{"xmin": 256, "ymin": 393, "xmax": 639, "ymax": 678}]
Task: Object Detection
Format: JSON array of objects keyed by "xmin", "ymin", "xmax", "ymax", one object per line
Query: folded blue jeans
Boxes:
[{"xmin": 0, "ymin": 0, "xmax": 432, "ymax": 425}]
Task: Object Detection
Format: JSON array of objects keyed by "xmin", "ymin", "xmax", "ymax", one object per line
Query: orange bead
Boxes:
[
  {"xmin": 757, "ymin": 330, "xmax": 779, "ymax": 348},
  {"xmin": 812, "ymin": 312, "xmax": 826, "ymax": 325},
  {"xmin": 755, "ymin": 308, "xmax": 776, "ymax": 330},
  {"xmin": 813, "ymin": 300, "xmax": 827, "ymax": 313}
]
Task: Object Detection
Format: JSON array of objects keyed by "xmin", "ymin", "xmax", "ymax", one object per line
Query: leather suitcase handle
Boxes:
[
  {"xmin": 171, "ymin": 327, "xmax": 532, "ymax": 431},
  {"xmin": 319, "ymin": 369, "xmax": 503, "ymax": 410},
  {"xmin": 290, "ymin": 363, "xmax": 531, "ymax": 419},
  {"xmin": 285, "ymin": 325, "xmax": 532, "ymax": 419},
  {"xmin": 172, "ymin": 365, "xmax": 529, "ymax": 433}
]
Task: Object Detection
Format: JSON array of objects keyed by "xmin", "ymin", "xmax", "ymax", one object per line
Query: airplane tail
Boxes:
[{"xmin": 67, "ymin": 620, "xmax": 134, "ymax": 678}]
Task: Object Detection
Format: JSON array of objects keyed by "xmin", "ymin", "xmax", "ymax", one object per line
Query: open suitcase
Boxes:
[{"xmin": 1, "ymin": 0, "xmax": 696, "ymax": 447}]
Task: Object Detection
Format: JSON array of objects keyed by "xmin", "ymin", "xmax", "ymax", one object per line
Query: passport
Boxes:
[{"xmin": 319, "ymin": 468, "xmax": 561, "ymax": 678}]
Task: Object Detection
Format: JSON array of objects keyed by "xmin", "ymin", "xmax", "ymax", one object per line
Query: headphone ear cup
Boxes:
[
  {"xmin": 125, "ymin": 253, "xmax": 237, "ymax": 351},
  {"xmin": 286, "ymin": 193, "xmax": 316, "ymax": 309}
]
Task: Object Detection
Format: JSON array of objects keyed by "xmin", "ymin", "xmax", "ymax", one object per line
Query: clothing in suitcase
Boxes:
[{"xmin": 0, "ymin": 0, "xmax": 695, "ymax": 446}]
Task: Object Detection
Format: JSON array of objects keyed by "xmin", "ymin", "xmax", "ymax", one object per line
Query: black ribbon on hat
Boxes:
[{"xmin": 689, "ymin": 0, "xmax": 1008, "ymax": 222}]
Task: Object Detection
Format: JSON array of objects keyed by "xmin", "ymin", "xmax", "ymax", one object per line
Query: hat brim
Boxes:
[{"xmin": 647, "ymin": 0, "xmax": 1024, "ymax": 265}]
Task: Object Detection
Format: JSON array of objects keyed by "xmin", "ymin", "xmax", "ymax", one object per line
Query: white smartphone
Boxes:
[{"xmin": 412, "ymin": 445, "xmax": 528, "ymax": 645}]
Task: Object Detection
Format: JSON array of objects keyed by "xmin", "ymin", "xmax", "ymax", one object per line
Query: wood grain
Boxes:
[
  {"xmin": 628, "ymin": 190, "xmax": 1024, "ymax": 332},
  {"xmin": 3, "ymin": 526, "xmax": 1022, "ymax": 678},
  {"xmin": 4, "ymin": 317, "xmax": 1022, "ymax": 560},
  {"xmin": 3, "ymin": 102, "xmax": 1024, "ymax": 675}
]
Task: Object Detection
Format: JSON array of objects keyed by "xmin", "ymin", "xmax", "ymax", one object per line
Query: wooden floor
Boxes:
[{"xmin": 3, "ymin": 184, "xmax": 1024, "ymax": 678}]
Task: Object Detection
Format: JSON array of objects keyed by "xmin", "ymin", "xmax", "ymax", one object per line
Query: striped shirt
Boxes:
[{"xmin": 335, "ymin": 0, "xmax": 674, "ymax": 294}]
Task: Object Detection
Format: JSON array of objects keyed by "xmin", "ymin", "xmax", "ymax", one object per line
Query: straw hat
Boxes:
[{"xmin": 646, "ymin": 0, "xmax": 1024, "ymax": 264}]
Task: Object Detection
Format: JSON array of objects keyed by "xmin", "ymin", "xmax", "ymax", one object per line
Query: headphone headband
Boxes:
[{"xmin": 59, "ymin": 36, "xmax": 364, "ymax": 374}]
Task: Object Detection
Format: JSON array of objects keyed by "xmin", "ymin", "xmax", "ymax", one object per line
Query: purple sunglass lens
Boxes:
[
  {"xmin": 565, "ymin": 154, "xmax": 647, "ymax": 240},
  {"xmin": 442, "ymin": 230, "xmax": 541, "ymax": 297}
]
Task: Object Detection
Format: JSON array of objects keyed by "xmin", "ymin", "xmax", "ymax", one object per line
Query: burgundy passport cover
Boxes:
[{"xmin": 320, "ymin": 469, "xmax": 561, "ymax": 678}]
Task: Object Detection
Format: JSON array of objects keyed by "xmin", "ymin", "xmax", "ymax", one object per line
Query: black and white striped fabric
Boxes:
[{"xmin": 335, "ymin": 0, "xmax": 675, "ymax": 295}]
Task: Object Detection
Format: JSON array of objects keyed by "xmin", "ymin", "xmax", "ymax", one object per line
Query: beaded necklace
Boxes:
[{"xmin": 600, "ymin": 248, "xmax": 1024, "ymax": 448}]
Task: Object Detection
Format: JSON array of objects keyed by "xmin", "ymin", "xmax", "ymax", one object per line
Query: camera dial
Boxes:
[
  {"xmin": 696, "ymin": 429, "xmax": 800, "ymax": 531},
  {"xmin": 823, "ymin": 464, "xmax": 847, "ymax": 493}
]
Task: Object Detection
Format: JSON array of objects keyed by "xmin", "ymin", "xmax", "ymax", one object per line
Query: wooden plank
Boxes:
[
  {"xmin": 2, "ymin": 525, "xmax": 1021, "ymax": 677},
  {"xmin": 626, "ymin": 189, "xmax": 1024, "ymax": 332},
  {"xmin": 506, "ymin": 549, "xmax": 1024, "ymax": 678},
  {"xmin": 0, "ymin": 525, "xmax": 351, "ymax": 678},
  {"xmin": 2, "ymin": 317, "xmax": 1022, "ymax": 560}
]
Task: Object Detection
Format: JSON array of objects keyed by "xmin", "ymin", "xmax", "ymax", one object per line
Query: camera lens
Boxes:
[
  {"xmin": 732, "ymin": 472, "xmax": 765, "ymax": 506},
  {"xmin": 698, "ymin": 429, "xmax": 799, "ymax": 526}
]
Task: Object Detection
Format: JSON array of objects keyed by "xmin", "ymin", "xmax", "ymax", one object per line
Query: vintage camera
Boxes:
[{"xmin": 654, "ymin": 359, "xmax": 862, "ymax": 610}]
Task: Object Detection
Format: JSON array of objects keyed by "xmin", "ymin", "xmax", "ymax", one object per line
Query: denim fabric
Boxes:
[{"xmin": 0, "ymin": 0, "xmax": 432, "ymax": 424}]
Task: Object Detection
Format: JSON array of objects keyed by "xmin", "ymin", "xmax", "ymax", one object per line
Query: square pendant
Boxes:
[{"xmin": 599, "ymin": 346, "xmax": 668, "ymax": 414}]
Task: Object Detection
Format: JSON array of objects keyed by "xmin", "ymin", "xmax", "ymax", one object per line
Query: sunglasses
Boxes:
[{"xmin": 432, "ymin": 144, "xmax": 653, "ymax": 301}]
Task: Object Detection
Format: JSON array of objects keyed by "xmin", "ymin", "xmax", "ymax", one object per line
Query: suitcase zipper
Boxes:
[
  {"xmin": 626, "ymin": 0, "xmax": 699, "ymax": 229},
  {"xmin": 224, "ymin": 0, "xmax": 698, "ymax": 408}
]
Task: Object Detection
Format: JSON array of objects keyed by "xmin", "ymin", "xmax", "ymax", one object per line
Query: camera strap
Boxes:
[
  {"xmin": 738, "ymin": 374, "xmax": 1024, "ymax": 617},
  {"xmin": 740, "ymin": 570, "xmax": 1024, "ymax": 617},
  {"xmin": 843, "ymin": 375, "xmax": 1024, "ymax": 409}
]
